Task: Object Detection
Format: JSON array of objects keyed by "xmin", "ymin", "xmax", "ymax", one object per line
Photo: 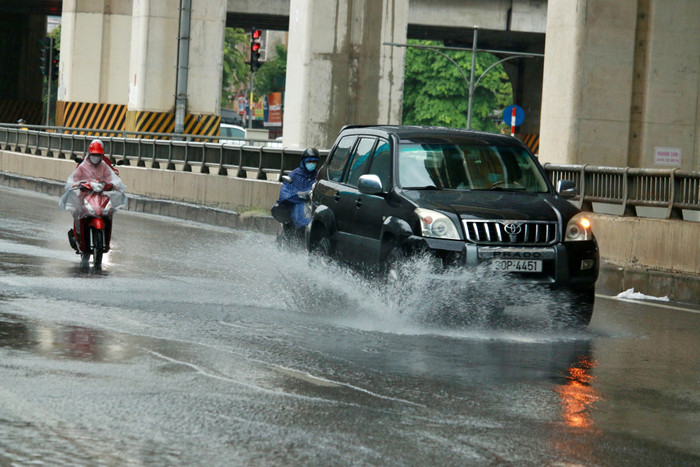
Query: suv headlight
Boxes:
[
  {"xmin": 415, "ymin": 208, "xmax": 460, "ymax": 240},
  {"xmin": 565, "ymin": 213, "xmax": 593, "ymax": 241}
]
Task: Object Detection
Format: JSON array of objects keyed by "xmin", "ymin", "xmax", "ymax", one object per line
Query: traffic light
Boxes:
[
  {"xmin": 39, "ymin": 38, "xmax": 50, "ymax": 76},
  {"xmin": 250, "ymin": 27, "xmax": 261, "ymax": 72},
  {"xmin": 51, "ymin": 49, "xmax": 60, "ymax": 80}
]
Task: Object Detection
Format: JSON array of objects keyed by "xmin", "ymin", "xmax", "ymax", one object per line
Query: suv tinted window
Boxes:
[
  {"xmin": 398, "ymin": 141, "xmax": 549, "ymax": 192},
  {"xmin": 346, "ymin": 138, "xmax": 376, "ymax": 187},
  {"xmin": 327, "ymin": 136, "xmax": 356, "ymax": 181},
  {"xmin": 368, "ymin": 140, "xmax": 391, "ymax": 190}
]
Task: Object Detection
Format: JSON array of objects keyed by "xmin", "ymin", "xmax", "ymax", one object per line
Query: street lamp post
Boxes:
[{"xmin": 384, "ymin": 32, "xmax": 543, "ymax": 130}]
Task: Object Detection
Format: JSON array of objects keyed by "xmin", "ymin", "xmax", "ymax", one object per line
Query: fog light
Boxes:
[{"xmin": 581, "ymin": 259, "xmax": 595, "ymax": 270}]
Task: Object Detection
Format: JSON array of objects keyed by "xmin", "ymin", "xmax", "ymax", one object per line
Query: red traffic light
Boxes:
[
  {"xmin": 252, "ymin": 28, "xmax": 261, "ymax": 40},
  {"xmin": 252, "ymin": 43, "xmax": 260, "ymax": 53}
]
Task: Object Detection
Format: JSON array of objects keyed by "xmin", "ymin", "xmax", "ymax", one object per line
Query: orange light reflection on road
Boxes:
[{"xmin": 556, "ymin": 355, "xmax": 600, "ymax": 429}]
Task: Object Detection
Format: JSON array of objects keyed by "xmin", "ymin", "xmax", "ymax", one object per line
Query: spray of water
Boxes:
[{"xmin": 228, "ymin": 233, "xmax": 588, "ymax": 340}]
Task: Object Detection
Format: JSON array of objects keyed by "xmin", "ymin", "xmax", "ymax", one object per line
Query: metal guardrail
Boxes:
[
  {"xmin": 0, "ymin": 124, "xmax": 327, "ymax": 181},
  {"xmin": 544, "ymin": 163, "xmax": 700, "ymax": 220},
  {"xmin": 1, "ymin": 124, "xmax": 699, "ymax": 219}
]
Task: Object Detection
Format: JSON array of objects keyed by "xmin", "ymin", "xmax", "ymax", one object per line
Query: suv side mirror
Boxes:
[
  {"xmin": 557, "ymin": 179, "xmax": 577, "ymax": 199},
  {"xmin": 358, "ymin": 174, "xmax": 383, "ymax": 195}
]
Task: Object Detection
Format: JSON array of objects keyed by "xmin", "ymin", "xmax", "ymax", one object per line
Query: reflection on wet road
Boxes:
[{"xmin": 0, "ymin": 186, "xmax": 699, "ymax": 465}]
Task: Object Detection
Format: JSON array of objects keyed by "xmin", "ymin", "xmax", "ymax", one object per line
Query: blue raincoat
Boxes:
[{"xmin": 276, "ymin": 154, "xmax": 318, "ymax": 229}]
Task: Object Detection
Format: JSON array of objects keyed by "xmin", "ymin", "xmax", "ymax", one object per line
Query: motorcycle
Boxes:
[
  {"xmin": 59, "ymin": 179, "xmax": 127, "ymax": 269},
  {"xmin": 271, "ymin": 175, "xmax": 313, "ymax": 248}
]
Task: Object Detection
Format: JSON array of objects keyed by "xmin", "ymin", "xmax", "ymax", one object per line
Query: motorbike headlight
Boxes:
[
  {"xmin": 92, "ymin": 181, "xmax": 105, "ymax": 193},
  {"xmin": 565, "ymin": 213, "xmax": 593, "ymax": 241},
  {"xmin": 83, "ymin": 199, "xmax": 96, "ymax": 215},
  {"xmin": 415, "ymin": 208, "xmax": 460, "ymax": 240}
]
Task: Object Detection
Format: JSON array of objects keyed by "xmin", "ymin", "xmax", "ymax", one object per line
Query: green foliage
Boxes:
[
  {"xmin": 49, "ymin": 25, "xmax": 61, "ymax": 50},
  {"xmin": 221, "ymin": 28, "xmax": 249, "ymax": 105},
  {"xmin": 402, "ymin": 40, "xmax": 512, "ymax": 132},
  {"xmin": 253, "ymin": 43, "xmax": 287, "ymax": 96}
]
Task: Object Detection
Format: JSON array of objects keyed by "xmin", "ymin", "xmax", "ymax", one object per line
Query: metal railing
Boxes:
[
  {"xmin": 0, "ymin": 123, "xmax": 327, "ymax": 181},
  {"xmin": 1, "ymin": 124, "xmax": 699, "ymax": 219},
  {"xmin": 544, "ymin": 163, "xmax": 700, "ymax": 219}
]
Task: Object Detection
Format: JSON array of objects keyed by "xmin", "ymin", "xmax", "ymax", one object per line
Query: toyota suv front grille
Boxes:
[{"xmin": 463, "ymin": 220, "xmax": 559, "ymax": 245}]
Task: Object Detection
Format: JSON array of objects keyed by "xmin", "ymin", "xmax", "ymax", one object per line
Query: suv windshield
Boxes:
[{"xmin": 398, "ymin": 140, "xmax": 549, "ymax": 192}]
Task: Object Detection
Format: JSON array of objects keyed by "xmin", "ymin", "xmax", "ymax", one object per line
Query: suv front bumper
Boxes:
[{"xmin": 404, "ymin": 235, "xmax": 599, "ymax": 289}]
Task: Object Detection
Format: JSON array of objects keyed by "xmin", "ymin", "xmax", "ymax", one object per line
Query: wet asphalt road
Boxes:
[{"xmin": 0, "ymin": 185, "xmax": 699, "ymax": 466}]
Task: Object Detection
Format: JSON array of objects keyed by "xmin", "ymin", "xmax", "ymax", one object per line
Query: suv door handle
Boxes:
[
  {"xmin": 355, "ymin": 199, "xmax": 363, "ymax": 207},
  {"xmin": 334, "ymin": 193, "xmax": 340, "ymax": 201}
]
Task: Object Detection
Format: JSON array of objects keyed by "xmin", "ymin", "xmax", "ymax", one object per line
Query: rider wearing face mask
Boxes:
[
  {"xmin": 66, "ymin": 140, "xmax": 124, "ymax": 192},
  {"xmin": 274, "ymin": 147, "xmax": 320, "ymax": 243}
]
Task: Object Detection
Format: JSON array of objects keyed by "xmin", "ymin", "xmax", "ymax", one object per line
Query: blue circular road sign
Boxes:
[{"xmin": 502, "ymin": 105, "xmax": 525, "ymax": 126}]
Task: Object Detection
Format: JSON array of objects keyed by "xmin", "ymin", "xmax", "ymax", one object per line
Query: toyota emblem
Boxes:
[{"xmin": 503, "ymin": 222, "xmax": 522, "ymax": 235}]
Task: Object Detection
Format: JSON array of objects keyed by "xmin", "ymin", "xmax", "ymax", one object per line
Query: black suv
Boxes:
[{"xmin": 306, "ymin": 125, "xmax": 599, "ymax": 324}]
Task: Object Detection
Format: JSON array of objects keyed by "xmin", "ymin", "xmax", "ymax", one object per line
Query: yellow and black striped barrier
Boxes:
[
  {"xmin": 518, "ymin": 133, "xmax": 540, "ymax": 155},
  {"xmin": 56, "ymin": 100, "xmax": 219, "ymax": 139},
  {"xmin": 56, "ymin": 101, "xmax": 126, "ymax": 136}
]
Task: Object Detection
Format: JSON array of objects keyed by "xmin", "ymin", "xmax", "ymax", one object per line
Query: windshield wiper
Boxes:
[
  {"xmin": 403, "ymin": 185, "xmax": 439, "ymax": 190},
  {"xmin": 472, "ymin": 186, "xmax": 527, "ymax": 192}
]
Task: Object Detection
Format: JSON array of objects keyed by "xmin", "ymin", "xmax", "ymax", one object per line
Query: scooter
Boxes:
[
  {"xmin": 60, "ymin": 179, "xmax": 127, "ymax": 269},
  {"xmin": 271, "ymin": 175, "xmax": 312, "ymax": 248}
]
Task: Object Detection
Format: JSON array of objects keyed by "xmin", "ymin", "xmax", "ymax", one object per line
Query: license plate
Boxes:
[{"xmin": 491, "ymin": 259, "xmax": 542, "ymax": 272}]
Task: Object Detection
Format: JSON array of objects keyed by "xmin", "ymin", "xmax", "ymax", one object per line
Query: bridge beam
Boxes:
[{"xmin": 282, "ymin": 0, "xmax": 409, "ymax": 149}]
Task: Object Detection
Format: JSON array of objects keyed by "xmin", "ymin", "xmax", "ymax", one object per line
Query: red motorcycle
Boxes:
[{"xmin": 60, "ymin": 179, "xmax": 127, "ymax": 269}]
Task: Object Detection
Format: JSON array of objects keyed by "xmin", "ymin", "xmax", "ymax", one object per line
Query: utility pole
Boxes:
[
  {"xmin": 383, "ymin": 33, "xmax": 543, "ymax": 130},
  {"xmin": 45, "ymin": 37, "xmax": 54, "ymax": 126}
]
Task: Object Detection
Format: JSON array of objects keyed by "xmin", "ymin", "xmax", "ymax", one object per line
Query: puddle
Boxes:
[{"xmin": 0, "ymin": 312, "xmax": 136, "ymax": 363}]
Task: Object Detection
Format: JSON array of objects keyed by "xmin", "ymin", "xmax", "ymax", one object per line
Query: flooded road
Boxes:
[{"xmin": 1, "ymin": 186, "xmax": 699, "ymax": 465}]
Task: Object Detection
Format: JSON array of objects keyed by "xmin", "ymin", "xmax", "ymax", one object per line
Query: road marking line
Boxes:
[{"xmin": 596, "ymin": 294, "xmax": 700, "ymax": 314}]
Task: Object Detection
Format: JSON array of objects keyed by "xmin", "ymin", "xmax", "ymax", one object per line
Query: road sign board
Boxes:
[{"xmin": 502, "ymin": 105, "xmax": 525, "ymax": 127}]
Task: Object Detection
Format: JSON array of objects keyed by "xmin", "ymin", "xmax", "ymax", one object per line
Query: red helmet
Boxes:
[{"xmin": 88, "ymin": 140, "xmax": 104, "ymax": 155}]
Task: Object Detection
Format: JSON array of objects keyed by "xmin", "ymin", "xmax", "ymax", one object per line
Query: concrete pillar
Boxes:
[
  {"xmin": 57, "ymin": 0, "xmax": 133, "ymax": 129},
  {"xmin": 58, "ymin": 0, "xmax": 225, "ymax": 137},
  {"xmin": 284, "ymin": 0, "xmax": 409, "ymax": 149},
  {"xmin": 127, "ymin": 0, "xmax": 225, "ymax": 136},
  {"xmin": 628, "ymin": 0, "xmax": 700, "ymax": 171},
  {"xmin": 539, "ymin": 0, "xmax": 638, "ymax": 166}
]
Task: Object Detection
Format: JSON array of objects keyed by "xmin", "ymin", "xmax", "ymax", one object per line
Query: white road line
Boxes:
[{"xmin": 596, "ymin": 293, "xmax": 700, "ymax": 314}]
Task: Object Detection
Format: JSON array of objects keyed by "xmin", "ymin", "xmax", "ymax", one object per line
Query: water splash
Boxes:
[{"xmin": 229, "ymin": 234, "xmax": 589, "ymax": 341}]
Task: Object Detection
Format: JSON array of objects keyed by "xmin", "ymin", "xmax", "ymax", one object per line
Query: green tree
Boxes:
[
  {"xmin": 253, "ymin": 43, "xmax": 287, "ymax": 96},
  {"xmin": 221, "ymin": 27, "xmax": 249, "ymax": 106},
  {"xmin": 402, "ymin": 40, "xmax": 512, "ymax": 132}
]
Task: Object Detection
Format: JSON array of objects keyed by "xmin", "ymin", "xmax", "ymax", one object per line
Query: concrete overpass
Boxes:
[
  {"xmin": 0, "ymin": 0, "xmax": 546, "ymax": 153},
  {"xmin": 1, "ymin": 1, "xmax": 699, "ymax": 172}
]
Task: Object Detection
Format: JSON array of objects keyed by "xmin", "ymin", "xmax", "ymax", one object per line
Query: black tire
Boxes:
[
  {"xmin": 383, "ymin": 244, "xmax": 405, "ymax": 283},
  {"xmin": 556, "ymin": 288, "xmax": 595, "ymax": 328},
  {"xmin": 308, "ymin": 226, "xmax": 333, "ymax": 268},
  {"xmin": 570, "ymin": 288, "xmax": 595, "ymax": 327},
  {"xmin": 316, "ymin": 233, "xmax": 333, "ymax": 257},
  {"xmin": 93, "ymin": 228, "xmax": 104, "ymax": 269}
]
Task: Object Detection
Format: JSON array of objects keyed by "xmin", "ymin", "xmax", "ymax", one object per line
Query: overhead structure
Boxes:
[{"xmin": 56, "ymin": 0, "xmax": 225, "ymax": 137}]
